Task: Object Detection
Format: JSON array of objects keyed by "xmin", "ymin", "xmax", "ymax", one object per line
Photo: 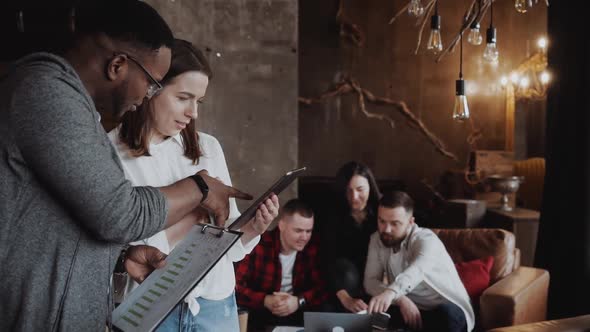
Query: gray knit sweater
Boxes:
[{"xmin": 0, "ymin": 53, "xmax": 168, "ymax": 331}]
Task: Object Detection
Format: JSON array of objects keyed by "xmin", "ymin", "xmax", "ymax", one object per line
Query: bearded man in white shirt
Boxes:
[{"xmin": 365, "ymin": 191, "xmax": 474, "ymax": 332}]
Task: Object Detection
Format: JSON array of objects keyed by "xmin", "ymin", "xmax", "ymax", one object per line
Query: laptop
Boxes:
[{"xmin": 304, "ymin": 312, "xmax": 373, "ymax": 332}]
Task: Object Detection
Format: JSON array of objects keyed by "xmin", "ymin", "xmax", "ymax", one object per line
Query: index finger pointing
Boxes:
[{"xmin": 228, "ymin": 186, "xmax": 253, "ymax": 200}]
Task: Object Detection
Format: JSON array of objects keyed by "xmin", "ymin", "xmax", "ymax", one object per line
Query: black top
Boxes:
[{"xmin": 320, "ymin": 207, "xmax": 378, "ymax": 294}]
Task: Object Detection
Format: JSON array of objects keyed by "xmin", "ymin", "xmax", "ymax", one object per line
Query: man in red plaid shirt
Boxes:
[{"xmin": 235, "ymin": 199, "xmax": 327, "ymax": 329}]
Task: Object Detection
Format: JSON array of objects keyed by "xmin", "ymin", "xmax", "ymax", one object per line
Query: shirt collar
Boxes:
[
  {"xmin": 150, "ymin": 133, "xmax": 184, "ymax": 148},
  {"xmin": 171, "ymin": 133, "xmax": 183, "ymax": 146}
]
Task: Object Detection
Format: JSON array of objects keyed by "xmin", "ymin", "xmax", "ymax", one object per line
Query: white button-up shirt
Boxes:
[
  {"xmin": 108, "ymin": 128, "xmax": 259, "ymax": 315},
  {"xmin": 364, "ymin": 225, "xmax": 475, "ymax": 332}
]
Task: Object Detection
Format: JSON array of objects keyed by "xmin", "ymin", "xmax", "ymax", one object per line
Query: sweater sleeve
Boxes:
[{"xmin": 13, "ymin": 71, "xmax": 167, "ymax": 243}]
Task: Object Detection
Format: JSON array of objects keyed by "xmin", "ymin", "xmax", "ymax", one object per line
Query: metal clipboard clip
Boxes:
[{"xmin": 200, "ymin": 224, "xmax": 228, "ymax": 237}]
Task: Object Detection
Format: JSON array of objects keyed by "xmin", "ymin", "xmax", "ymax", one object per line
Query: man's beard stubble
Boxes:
[
  {"xmin": 111, "ymin": 79, "xmax": 130, "ymax": 118},
  {"xmin": 95, "ymin": 79, "xmax": 130, "ymax": 120},
  {"xmin": 380, "ymin": 228, "xmax": 409, "ymax": 248}
]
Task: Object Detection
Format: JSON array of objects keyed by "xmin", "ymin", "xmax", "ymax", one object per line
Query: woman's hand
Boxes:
[
  {"xmin": 240, "ymin": 194, "xmax": 279, "ymax": 244},
  {"xmin": 337, "ymin": 289, "xmax": 368, "ymax": 313}
]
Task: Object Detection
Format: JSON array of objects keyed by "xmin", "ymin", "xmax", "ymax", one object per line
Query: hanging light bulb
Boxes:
[
  {"xmin": 468, "ymin": 0, "xmax": 483, "ymax": 45},
  {"xmin": 468, "ymin": 22, "xmax": 483, "ymax": 45},
  {"xmin": 453, "ymin": 81, "xmax": 470, "ymax": 121},
  {"xmin": 408, "ymin": 0, "xmax": 425, "ymax": 17},
  {"xmin": 453, "ymin": 31, "xmax": 470, "ymax": 121},
  {"xmin": 427, "ymin": 1, "xmax": 443, "ymax": 54},
  {"xmin": 483, "ymin": 28, "xmax": 499, "ymax": 63},
  {"xmin": 540, "ymin": 71, "xmax": 550, "ymax": 84},
  {"xmin": 537, "ymin": 36, "xmax": 548, "ymax": 54},
  {"xmin": 500, "ymin": 76, "xmax": 508, "ymax": 86},
  {"xmin": 483, "ymin": 2, "xmax": 499, "ymax": 64},
  {"xmin": 514, "ymin": 0, "xmax": 533, "ymax": 13}
]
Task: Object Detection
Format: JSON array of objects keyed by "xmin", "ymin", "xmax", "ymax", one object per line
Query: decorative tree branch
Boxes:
[
  {"xmin": 337, "ymin": 0, "xmax": 365, "ymax": 47},
  {"xmin": 388, "ymin": 2, "xmax": 411, "ymax": 25},
  {"xmin": 299, "ymin": 77, "xmax": 459, "ymax": 161},
  {"xmin": 390, "ymin": 0, "xmax": 549, "ymax": 62},
  {"xmin": 436, "ymin": 0, "xmax": 488, "ymax": 62},
  {"xmin": 467, "ymin": 117, "xmax": 483, "ymax": 150},
  {"xmin": 414, "ymin": 0, "xmax": 436, "ymax": 27},
  {"xmin": 421, "ymin": 178, "xmax": 447, "ymax": 201}
]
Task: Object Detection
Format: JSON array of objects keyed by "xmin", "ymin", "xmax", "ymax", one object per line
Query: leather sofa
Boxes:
[
  {"xmin": 432, "ymin": 228, "xmax": 550, "ymax": 331},
  {"xmin": 487, "ymin": 314, "xmax": 590, "ymax": 331}
]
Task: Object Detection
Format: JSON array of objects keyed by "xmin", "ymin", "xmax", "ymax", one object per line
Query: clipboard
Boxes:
[
  {"xmin": 112, "ymin": 167, "xmax": 306, "ymax": 332},
  {"xmin": 228, "ymin": 166, "xmax": 306, "ymax": 230}
]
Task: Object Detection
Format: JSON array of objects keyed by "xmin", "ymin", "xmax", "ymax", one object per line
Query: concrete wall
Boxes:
[
  {"xmin": 299, "ymin": 0, "xmax": 547, "ymax": 197},
  {"xmin": 146, "ymin": 0, "xmax": 299, "ymax": 210}
]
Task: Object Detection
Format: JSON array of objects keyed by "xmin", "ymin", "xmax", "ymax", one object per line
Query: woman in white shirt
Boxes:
[{"xmin": 108, "ymin": 39, "xmax": 279, "ymax": 332}]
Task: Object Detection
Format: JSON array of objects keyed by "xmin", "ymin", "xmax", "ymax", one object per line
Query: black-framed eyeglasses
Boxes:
[{"xmin": 118, "ymin": 53, "xmax": 163, "ymax": 99}]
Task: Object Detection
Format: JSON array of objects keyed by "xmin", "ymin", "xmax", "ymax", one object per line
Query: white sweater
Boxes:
[
  {"xmin": 108, "ymin": 128, "xmax": 259, "ymax": 315},
  {"xmin": 364, "ymin": 225, "xmax": 475, "ymax": 332}
]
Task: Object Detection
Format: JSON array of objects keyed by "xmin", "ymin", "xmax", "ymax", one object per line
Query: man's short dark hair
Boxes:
[
  {"xmin": 379, "ymin": 191, "xmax": 414, "ymax": 214},
  {"xmin": 279, "ymin": 199, "xmax": 314, "ymax": 220},
  {"xmin": 75, "ymin": 0, "xmax": 174, "ymax": 51}
]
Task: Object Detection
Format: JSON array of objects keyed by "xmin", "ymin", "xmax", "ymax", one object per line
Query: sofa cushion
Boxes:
[
  {"xmin": 432, "ymin": 228, "xmax": 516, "ymax": 283},
  {"xmin": 455, "ymin": 256, "xmax": 494, "ymax": 302},
  {"xmin": 487, "ymin": 314, "xmax": 590, "ymax": 332}
]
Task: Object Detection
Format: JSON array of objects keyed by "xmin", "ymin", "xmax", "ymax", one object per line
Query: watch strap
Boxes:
[{"xmin": 190, "ymin": 174, "xmax": 209, "ymax": 203}]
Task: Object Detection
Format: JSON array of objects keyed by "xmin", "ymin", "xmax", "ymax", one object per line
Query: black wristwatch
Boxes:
[
  {"xmin": 298, "ymin": 296, "xmax": 306, "ymax": 308},
  {"xmin": 190, "ymin": 174, "xmax": 209, "ymax": 203}
]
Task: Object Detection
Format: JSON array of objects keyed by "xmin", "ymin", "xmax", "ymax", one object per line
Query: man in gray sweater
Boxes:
[{"xmin": 0, "ymin": 1, "xmax": 251, "ymax": 331}]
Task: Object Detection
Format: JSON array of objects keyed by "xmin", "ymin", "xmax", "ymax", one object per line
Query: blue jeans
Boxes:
[
  {"xmin": 155, "ymin": 293, "xmax": 239, "ymax": 332},
  {"xmin": 387, "ymin": 301, "xmax": 467, "ymax": 332}
]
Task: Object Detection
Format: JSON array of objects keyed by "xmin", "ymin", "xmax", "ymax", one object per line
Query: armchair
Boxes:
[{"xmin": 432, "ymin": 228, "xmax": 550, "ymax": 331}]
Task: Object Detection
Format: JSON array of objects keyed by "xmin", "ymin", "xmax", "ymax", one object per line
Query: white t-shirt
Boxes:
[
  {"xmin": 108, "ymin": 128, "xmax": 259, "ymax": 315},
  {"xmin": 279, "ymin": 251, "xmax": 297, "ymax": 293}
]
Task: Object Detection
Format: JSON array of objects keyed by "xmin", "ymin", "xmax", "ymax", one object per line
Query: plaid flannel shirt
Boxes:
[{"xmin": 235, "ymin": 229, "xmax": 327, "ymax": 310}]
